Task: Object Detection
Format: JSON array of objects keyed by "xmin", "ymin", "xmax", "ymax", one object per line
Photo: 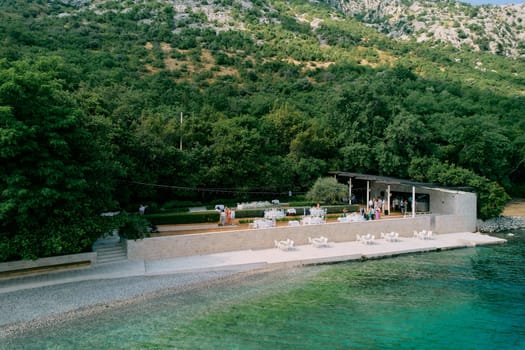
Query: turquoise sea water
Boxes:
[{"xmin": 3, "ymin": 230, "xmax": 525, "ymax": 349}]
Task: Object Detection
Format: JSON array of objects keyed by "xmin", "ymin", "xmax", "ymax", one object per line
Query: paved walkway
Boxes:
[{"xmin": 0, "ymin": 232, "xmax": 505, "ymax": 295}]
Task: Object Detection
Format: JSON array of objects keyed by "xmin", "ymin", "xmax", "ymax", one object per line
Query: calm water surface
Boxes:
[{"xmin": 3, "ymin": 230, "xmax": 525, "ymax": 349}]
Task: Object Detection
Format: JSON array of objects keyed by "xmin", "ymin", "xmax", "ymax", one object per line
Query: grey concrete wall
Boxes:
[
  {"xmin": 427, "ymin": 189, "xmax": 454, "ymax": 214},
  {"xmin": 434, "ymin": 214, "xmax": 477, "ymax": 234},
  {"xmin": 126, "ymin": 214, "xmax": 475, "ymax": 260},
  {"xmin": 0, "ymin": 252, "xmax": 97, "ymax": 273}
]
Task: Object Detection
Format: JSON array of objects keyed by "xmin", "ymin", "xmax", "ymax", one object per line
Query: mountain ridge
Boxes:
[{"xmin": 53, "ymin": 0, "xmax": 525, "ymax": 58}]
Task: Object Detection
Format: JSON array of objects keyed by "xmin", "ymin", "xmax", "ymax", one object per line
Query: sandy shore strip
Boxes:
[{"xmin": 0, "ymin": 232, "xmax": 506, "ymax": 338}]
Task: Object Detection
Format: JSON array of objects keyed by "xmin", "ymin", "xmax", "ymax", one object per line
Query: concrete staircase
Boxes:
[{"xmin": 93, "ymin": 239, "xmax": 127, "ymax": 264}]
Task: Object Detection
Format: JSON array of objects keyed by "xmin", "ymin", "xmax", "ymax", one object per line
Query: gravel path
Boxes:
[{"xmin": 0, "ymin": 268, "xmax": 252, "ymax": 338}]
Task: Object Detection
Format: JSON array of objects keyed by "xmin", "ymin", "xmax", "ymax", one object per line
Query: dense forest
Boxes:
[{"xmin": 0, "ymin": 0, "xmax": 524, "ymax": 261}]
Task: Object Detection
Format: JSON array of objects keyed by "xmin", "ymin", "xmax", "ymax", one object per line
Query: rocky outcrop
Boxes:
[
  {"xmin": 477, "ymin": 216, "xmax": 525, "ymax": 233},
  {"xmin": 335, "ymin": 0, "xmax": 525, "ymax": 58},
  {"xmin": 59, "ymin": 0, "xmax": 525, "ymax": 57}
]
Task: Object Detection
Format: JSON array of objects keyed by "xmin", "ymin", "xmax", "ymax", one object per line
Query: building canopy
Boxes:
[{"xmin": 329, "ymin": 171, "xmax": 473, "ymax": 192}]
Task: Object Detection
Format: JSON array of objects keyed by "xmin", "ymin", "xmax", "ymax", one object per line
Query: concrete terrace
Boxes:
[
  {"xmin": 0, "ymin": 231, "xmax": 505, "ymax": 294},
  {"xmin": 141, "ymin": 232, "xmax": 505, "ymax": 274}
]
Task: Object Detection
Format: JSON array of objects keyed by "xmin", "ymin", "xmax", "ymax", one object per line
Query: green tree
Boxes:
[
  {"xmin": 306, "ymin": 177, "xmax": 347, "ymax": 204},
  {"xmin": 0, "ymin": 58, "xmax": 119, "ymax": 261},
  {"xmin": 205, "ymin": 115, "xmax": 268, "ymax": 190},
  {"xmin": 260, "ymin": 102, "xmax": 307, "ymax": 154},
  {"xmin": 438, "ymin": 115, "xmax": 513, "ymax": 184},
  {"xmin": 376, "ymin": 111, "xmax": 432, "ymax": 177}
]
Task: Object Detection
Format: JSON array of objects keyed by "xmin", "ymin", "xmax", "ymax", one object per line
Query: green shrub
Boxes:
[
  {"xmin": 146, "ymin": 212, "xmax": 220, "ymax": 225},
  {"xmin": 325, "ymin": 205, "xmax": 359, "ymax": 214},
  {"xmin": 233, "ymin": 209, "xmax": 266, "ymax": 218},
  {"xmin": 119, "ymin": 213, "xmax": 151, "ymax": 240},
  {"xmin": 307, "ymin": 177, "xmax": 348, "ymax": 204},
  {"xmin": 288, "ymin": 201, "xmax": 316, "ymax": 207}
]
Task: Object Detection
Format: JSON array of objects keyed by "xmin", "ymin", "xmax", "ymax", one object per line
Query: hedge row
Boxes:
[
  {"xmin": 325, "ymin": 205, "xmax": 360, "ymax": 214},
  {"xmin": 145, "ymin": 204, "xmax": 360, "ymax": 225},
  {"xmin": 146, "ymin": 212, "xmax": 220, "ymax": 225},
  {"xmin": 233, "ymin": 209, "xmax": 266, "ymax": 219}
]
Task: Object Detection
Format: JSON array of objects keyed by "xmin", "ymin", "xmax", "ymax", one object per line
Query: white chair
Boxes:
[
  {"xmin": 309, "ymin": 236, "xmax": 329, "ymax": 248},
  {"xmin": 275, "ymin": 239, "xmax": 294, "ymax": 251},
  {"xmin": 387, "ymin": 232, "xmax": 399, "ymax": 242},
  {"xmin": 360, "ymin": 234, "xmax": 374, "ymax": 244},
  {"xmin": 319, "ymin": 236, "xmax": 329, "ymax": 246},
  {"xmin": 392, "ymin": 232, "xmax": 399, "ymax": 241}
]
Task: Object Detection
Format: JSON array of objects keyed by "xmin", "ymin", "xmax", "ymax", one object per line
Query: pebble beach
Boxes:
[{"xmin": 0, "ymin": 267, "xmax": 255, "ymax": 339}]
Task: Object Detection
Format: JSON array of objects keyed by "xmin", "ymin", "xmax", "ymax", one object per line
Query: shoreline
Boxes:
[
  {"xmin": 0, "ymin": 231, "xmax": 508, "ymax": 339},
  {"xmin": 477, "ymin": 215, "xmax": 525, "ymax": 233},
  {"xmin": 0, "ymin": 266, "xmax": 274, "ymax": 339},
  {"xmin": 2, "ymin": 201, "xmax": 523, "ymax": 340}
]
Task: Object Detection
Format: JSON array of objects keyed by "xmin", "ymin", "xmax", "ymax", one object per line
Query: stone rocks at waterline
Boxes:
[{"xmin": 477, "ymin": 216, "xmax": 525, "ymax": 233}]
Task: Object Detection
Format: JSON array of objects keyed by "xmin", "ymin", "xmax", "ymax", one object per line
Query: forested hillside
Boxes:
[{"xmin": 0, "ymin": 0, "xmax": 524, "ymax": 261}]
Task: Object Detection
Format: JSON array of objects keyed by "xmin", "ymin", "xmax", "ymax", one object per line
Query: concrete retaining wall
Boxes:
[
  {"xmin": 435, "ymin": 214, "xmax": 477, "ymax": 234},
  {"xmin": 0, "ymin": 252, "xmax": 97, "ymax": 274},
  {"xmin": 126, "ymin": 214, "xmax": 476, "ymax": 260}
]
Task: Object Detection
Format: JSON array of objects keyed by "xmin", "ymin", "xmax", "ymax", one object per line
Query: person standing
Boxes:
[
  {"xmin": 393, "ymin": 197, "xmax": 399, "ymax": 211},
  {"xmin": 230, "ymin": 209, "xmax": 235, "ymax": 225},
  {"xmin": 225, "ymin": 207, "xmax": 231, "ymax": 225},
  {"xmin": 220, "ymin": 209, "xmax": 226, "ymax": 226}
]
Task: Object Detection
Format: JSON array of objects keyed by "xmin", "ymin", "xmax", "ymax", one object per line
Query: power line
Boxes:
[{"xmin": 127, "ymin": 180, "xmax": 304, "ymax": 195}]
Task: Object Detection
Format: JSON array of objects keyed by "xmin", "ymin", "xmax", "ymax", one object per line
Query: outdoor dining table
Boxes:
[
  {"xmin": 301, "ymin": 216, "xmax": 325, "ymax": 225},
  {"xmin": 309, "ymin": 208, "xmax": 326, "ymax": 217},
  {"xmin": 264, "ymin": 209, "xmax": 285, "ymax": 220},
  {"xmin": 252, "ymin": 218, "xmax": 275, "ymax": 229}
]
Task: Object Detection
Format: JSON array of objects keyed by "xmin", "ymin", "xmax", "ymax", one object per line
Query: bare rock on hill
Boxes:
[{"xmin": 335, "ymin": 0, "xmax": 525, "ymax": 58}]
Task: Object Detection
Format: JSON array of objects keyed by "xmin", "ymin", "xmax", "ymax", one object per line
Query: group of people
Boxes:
[
  {"xmin": 360, "ymin": 198, "xmax": 386, "ymax": 220},
  {"xmin": 392, "ymin": 197, "xmax": 410, "ymax": 214},
  {"xmin": 361, "ymin": 206, "xmax": 380, "ymax": 220},
  {"xmin": 219, "ymin": 207, "xmax": 235, "ymax": 226}
]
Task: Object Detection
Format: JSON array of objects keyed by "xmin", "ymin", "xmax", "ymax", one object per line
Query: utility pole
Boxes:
[
  {"xmin": 348, "ymin": 178, "xmax": 352, "ymax": 204},
  {"xmin": 179, "ymin": 112, "xmax": 183, "ymax": 151}
]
